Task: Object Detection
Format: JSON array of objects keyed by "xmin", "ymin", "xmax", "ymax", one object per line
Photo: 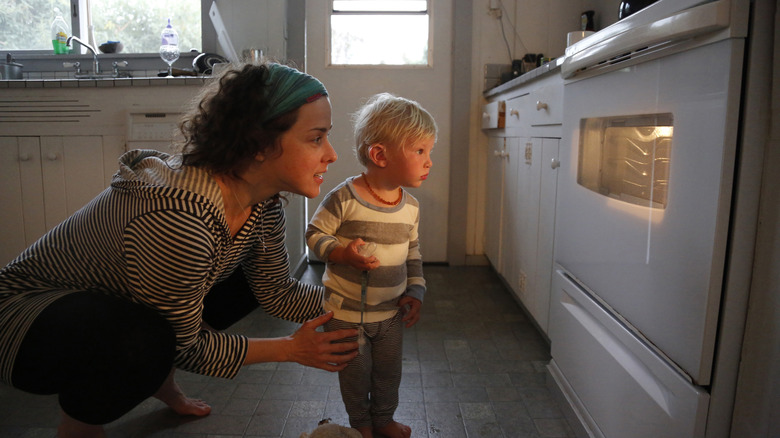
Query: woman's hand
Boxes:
[
  {"xmin": 399, "ymin": 296, "xmax": 422, "ymax": 328},
  {"xmin": 329, "ymin": 238, "xmax": 379, "ymax": 271},
  {"xmin": 285, "ymin": 312, "xmax": 359, "ymax": 371},
  {"xmin": 244, "ymin": 312, "xmax": 358, "ymax": 371}
]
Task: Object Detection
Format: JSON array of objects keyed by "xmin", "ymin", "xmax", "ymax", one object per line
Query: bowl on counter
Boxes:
[{"xmin": 98, "ymin": 41, "xmax": 124, "ymax": 54}]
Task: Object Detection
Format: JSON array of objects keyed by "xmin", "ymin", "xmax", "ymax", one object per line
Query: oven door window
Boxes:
[{"xmin": 577, "ymin": 113, "xmax": 673, "ymax": 209}]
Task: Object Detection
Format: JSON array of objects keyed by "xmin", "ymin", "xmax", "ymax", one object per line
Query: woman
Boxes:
[{"xmin": 0, "ymin": 62, "xmax": 357, "ymax": 437}]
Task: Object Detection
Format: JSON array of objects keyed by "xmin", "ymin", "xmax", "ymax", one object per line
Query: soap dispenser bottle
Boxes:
[{"xmin": 51, "ymin": 8, "xmax": 70, "ymax": 54}]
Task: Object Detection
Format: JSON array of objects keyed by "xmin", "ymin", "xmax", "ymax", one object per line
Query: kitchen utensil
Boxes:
[
  {"xmin": 98, "ymin": 41, "xmax": 123, "ymax": 54},
  {"xmin": 1, "ymin": 54, "xmax": 23, "ymax": 79},
  {"xmin": 193, "ymin": 52, "xmax": 228, "ymax": 75},
  {"xmin": 242, "ymin": 48, "xmax": 263, "ymax": 63},
  {"xmin": 618, "ymin": 0, "xmax": 658, "ymax": 19}
]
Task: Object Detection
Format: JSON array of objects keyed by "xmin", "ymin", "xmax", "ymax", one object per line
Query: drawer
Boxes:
[
  {"xmin": 528, "ymin": 79, "xmax": 563, "ymax": 126},
  {"xmin": 481, "ymin": 101, "xmax": 505, "ymax": 129},
  {"xmin": 504, "ymin": 94, "xmax": 530, "ymax": 129}
]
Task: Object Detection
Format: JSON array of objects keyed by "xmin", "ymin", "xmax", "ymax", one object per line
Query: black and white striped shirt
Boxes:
[{"xmin": 0, "ymin": 150, "xmax": 323, "ymax": 385}]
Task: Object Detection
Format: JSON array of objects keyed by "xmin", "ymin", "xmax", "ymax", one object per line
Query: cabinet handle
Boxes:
[
  {"xmin": 509, "ymin": 108, "xmax": 520, "ymax": 117},
  {"xmin": 19, "ymin": 153, "xmax": 31, "ymax": 161},
  {"xmin": 551, "ymin": 158, "xmax": 561, "ymax": 169},
  {"xmin": 494, "ymin": 150, "xmax": 508, "ymax": 158},
  {"xmin": 536, "ymin": 101, "xmax": 548, "ymax": 111},
  {"xmin": 47, "ymin": 153, "xmax": 59, "ymax": 161},
  {"xmin": 482, "ymin": 112, "xmax": 490, "ymax": 119}
]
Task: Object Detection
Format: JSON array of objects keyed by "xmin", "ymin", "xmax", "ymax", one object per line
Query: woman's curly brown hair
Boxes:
[{"xmin": 176, "ymin": 61, "xmax": 300, "ymax": 178}]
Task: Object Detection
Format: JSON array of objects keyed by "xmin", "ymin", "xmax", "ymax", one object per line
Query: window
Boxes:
[
  {"xmin": 330, "ymin": 0, "xmax": 430, "ymax": 66},
  {"xmin": 0, "ymin": 0, "xmax": 201, "ymax": 53}
]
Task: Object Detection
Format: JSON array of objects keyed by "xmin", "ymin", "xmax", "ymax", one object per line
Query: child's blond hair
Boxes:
[{"xmin": 352, "ymin": 93, "xmax": 438, "ymax": 167}]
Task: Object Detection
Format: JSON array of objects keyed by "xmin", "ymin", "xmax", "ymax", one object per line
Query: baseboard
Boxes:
[{"xmin": 546, "ymin": 360, "xmax": 601, "ymax": 438}]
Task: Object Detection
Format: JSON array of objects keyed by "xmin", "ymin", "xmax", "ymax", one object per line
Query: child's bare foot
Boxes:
[
  {"xmin": 356, "ymin": 425, "xmax": 373, "ymax": 438},
  {"xmin": 153, "ymin": 368, "xmax": 211, "ymax": 416},
  {"xmin": 375, "ymin": 421, "xmax": 411, "ymax": 438}
]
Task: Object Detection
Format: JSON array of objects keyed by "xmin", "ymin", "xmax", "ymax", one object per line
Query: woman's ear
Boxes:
[{"xmin": 368, "ymin": 144, "xmax": 388, "ymax": 168}]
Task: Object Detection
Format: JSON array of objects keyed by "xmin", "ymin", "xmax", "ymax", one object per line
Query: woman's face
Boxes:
[{"xmin": 263, "ymin": 97, "xmax": 337, "ymax": 198}]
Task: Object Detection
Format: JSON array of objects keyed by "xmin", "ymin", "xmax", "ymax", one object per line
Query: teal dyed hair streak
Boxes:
[{"xmin": 261, "ymin": 64, "xmax": 328, "ymax": 123}]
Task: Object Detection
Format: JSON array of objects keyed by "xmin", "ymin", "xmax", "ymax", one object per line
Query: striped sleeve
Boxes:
[
  {"xmin": 244, "ymin": 202, "xmax": 325, "ymax": 323},
  {"xmin": 305, "ymin": 186, "xmax": 345, "ymax": 262},
  {"xmin": 124, "ymin": 208, "xmax": 247, "ymax": 379}
]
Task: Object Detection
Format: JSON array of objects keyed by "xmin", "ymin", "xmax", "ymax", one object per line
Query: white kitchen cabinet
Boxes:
[
  {"xmin": 485, "ymin": 135, "xmax": 506, "ymax": 267},
  {"xmin": 0, "ymin": 136, "xmax": 125, "ymax": 266},
  {"xmin": 481, "ymin": 71, "xmax": 563, "ymax": 334},
  {"xmin": 493, "ymin": 136, "xmax": 559, "ymax": 333}
]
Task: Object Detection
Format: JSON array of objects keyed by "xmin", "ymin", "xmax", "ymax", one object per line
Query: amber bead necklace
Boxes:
[{"xmin": 361, "ymin": 172, "xmax": 402, "ymax": 206}]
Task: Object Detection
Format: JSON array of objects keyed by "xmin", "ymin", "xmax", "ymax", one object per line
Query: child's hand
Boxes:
[
  {"xmin": 399, "ymin": 296, "xmax": 422, "ymax": 328},
  {"xmin": 331, "ymin": 238, "xmax": 379, "ymax": 271}
]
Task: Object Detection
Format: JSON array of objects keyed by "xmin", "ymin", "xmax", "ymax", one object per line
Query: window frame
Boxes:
[
  {"xmin": 5, "ymin": 0, "xmax": 211, "ymax": 56},
  {"xmin": 328, "ymin": 0, "xmax": 433, "ymax": 68}
]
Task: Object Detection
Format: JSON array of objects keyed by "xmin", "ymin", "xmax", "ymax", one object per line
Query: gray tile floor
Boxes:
[{"xmin": 0, "ymin": 264, "xmax": 574, "ymax": 438}]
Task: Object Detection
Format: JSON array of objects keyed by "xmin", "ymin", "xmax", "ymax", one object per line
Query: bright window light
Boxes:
[{"xmin": 331, "ymin": 0, "xmax": 430, "ymax": 66}]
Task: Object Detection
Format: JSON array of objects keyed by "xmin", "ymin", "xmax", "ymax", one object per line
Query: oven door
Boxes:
[{"xmin": 554, "ymin": 36, "xmax": 745, "ymax": 386}]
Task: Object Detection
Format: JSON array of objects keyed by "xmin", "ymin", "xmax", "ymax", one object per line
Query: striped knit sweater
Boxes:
[
  {"xmin": 306, "ymin": 176, "xmax": 425, "ymax": 324},
  {"xmin": 0, "ymin": 149, "xmax": 323, "ymax": 385}
]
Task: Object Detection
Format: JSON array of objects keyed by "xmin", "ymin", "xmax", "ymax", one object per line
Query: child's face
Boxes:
[{"xmin": 389, "ymin": 135, "xmax": 435, "ymax": 188}]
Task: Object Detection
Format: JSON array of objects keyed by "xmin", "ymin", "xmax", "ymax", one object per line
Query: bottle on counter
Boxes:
[
  {"xmin": 159, "ymin": 18, "xmax": 180, "ymax": 77},
  {"xmin": 51, "ymin": 8, "xmax": 70, "ymax": 54},
  {"xmin": 581, "ymin": 10, "xmax": 595, "ymax": 31}
]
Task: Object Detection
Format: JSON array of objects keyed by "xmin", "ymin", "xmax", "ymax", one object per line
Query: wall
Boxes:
[
  {"xmin": 730, "ymin": 1, "xmax": 780, "ymax": 435},
  {"xmin": 465, "ymin": 0, "xmax": 628, "ymax": 259},
  {"xmin": 304, "ymin": 0, "xmax": 454, "ymax": 263}
]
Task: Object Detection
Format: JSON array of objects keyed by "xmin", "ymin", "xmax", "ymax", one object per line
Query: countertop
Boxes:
[
  {"xmin": 0, "ymin": 76, "xmax": 206, "ymax": 89},
  {"xmin": 483, "ymin": 56, "xmax": 564, "ymax": 98}
]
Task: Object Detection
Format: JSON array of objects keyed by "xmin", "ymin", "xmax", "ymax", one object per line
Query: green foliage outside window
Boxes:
[{"xmin": 1, "ymin": 0, "xmax": 201, "ymax": 53}]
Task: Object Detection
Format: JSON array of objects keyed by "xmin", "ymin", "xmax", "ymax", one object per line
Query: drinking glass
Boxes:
[{"xmin": 159, "ymin": 44, "xmax": 180, "ymax": 77}]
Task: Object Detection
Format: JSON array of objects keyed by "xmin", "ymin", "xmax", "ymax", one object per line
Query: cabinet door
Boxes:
[
  {"xmin": 503, "ymin": 138, "xmax": 542, "ymax": 303},
  {"xmin": 534, "ymin": 138, "xmax": 560, "ymax": 333},
  {"xmin": 0, "ymin": 137, "xmax": 45, "ymax": 266},
  {"xmin": 40, "ymin": 136, "xmax": 108, "ymax": 230},
  {"xmin": 485, "ymin": 136, "xmax": 505, "ymax": 268}
]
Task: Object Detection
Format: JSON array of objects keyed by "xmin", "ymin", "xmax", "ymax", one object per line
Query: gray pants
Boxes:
[{"xmin": 325, "ymin": 311, "xmax": 404, "ymax": 429}]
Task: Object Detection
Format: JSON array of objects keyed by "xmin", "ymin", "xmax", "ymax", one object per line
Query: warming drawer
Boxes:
[{"xmin": 548, "ymin": 267, "xmax": 709, "ymax": 438}]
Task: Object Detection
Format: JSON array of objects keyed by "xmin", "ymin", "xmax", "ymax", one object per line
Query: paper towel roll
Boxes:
[{"xmin": 567, "ymin": 31, "xmax": 595, "ymax": 47}]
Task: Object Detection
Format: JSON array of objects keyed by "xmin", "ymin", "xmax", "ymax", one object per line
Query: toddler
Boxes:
[{"xmin": 306, "ymin": 93, "xmax": 437, "ymax": 438}]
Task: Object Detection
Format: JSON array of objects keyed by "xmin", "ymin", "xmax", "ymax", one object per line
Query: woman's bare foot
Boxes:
[
  {"xmin": 153, "ymin": 368, "xmax": 211, "ymax": 416},
  {"xmin": 374, "ymin": 421, "xmax": 411, "ymax": 438},
  {"xmin": 58, "ymin": 410, "xmax": 106, "ymax": 438},
  {"xmin": 356, "ymin": 425, "xmax": 373, "ymax": 438}
]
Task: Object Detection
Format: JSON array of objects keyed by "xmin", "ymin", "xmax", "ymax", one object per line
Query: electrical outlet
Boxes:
[{"xmin": 488, "ymin": 0, "xmax": 502, "ymax": 18}]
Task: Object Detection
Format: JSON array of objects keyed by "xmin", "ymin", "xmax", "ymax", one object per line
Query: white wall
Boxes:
[
  {"xmin": 465, "ymin": 0, "xmax": 622, "ymax": 258},
  {"xmin": 304, "ymin": 0, "xmax": 454, "ymax": 263}
]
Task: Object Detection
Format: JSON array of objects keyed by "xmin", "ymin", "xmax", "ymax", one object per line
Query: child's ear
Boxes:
[{"xmin": 368, "ymin": 144, "xmax": 388, "ymax": 168}]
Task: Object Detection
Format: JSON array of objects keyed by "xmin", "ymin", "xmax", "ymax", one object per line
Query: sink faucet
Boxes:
[{"xmin": 66, "ymin": 36, "xmax": 100, "ymax": 74}]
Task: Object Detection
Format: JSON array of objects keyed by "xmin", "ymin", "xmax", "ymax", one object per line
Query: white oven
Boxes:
[{"xmin": 547, "ymin": 0, "xmax": 751, "ymax": 437}]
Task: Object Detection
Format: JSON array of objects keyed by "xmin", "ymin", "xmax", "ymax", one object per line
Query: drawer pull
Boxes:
[
  {"xmin": 509, "ymin": 108, "xmax": 520, "ymax": 117},
  {"xmin": 19, "ymin": 153, "xmax": 31, "ymax": 161},
  {"xmin": 47, "ymin": 153, "xmax": 59, "ymax": 161},
  {"xmin": 536, "ymin": 101, "xmax": 548, "ymax": 111},
  {"xmin": 482, "ymin": 112, "xmax": 490, "ymax": 119},
  {"xmin": 551, "ymin": 158, "xmax": 561, "ymax": 169}
]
